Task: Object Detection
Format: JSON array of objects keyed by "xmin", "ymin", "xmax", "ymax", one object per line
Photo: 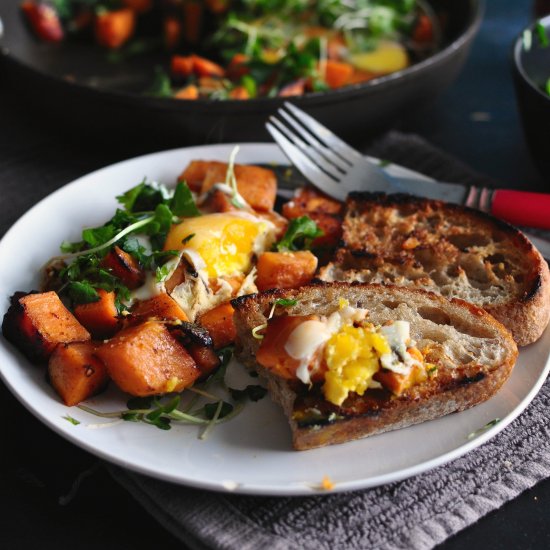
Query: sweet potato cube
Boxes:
[
  {"xmin": 101, "ymin": 245, "xmax": 145, "ymax": 289},
  {"xmin": 322, "ymin": 60, "xmax": 354, "ymax": 89},
  {"xmin": 94, "ymin": 8, "xmax": 136, "ymax": 49},
  {"xmin": 131, "ymin": 293, "xmax": 189, "ymax": 322},
  {"xmin": 21, "ymin": 1, "xmax": 64, "ymax": 42},
  {"xmin": 96, "ymin": 321, "xmax": 200, "ymax": 396},
  {"xmin": 198, "ymin": 302, "xmax": 236, "ymax": 349},
  {"xmin": 257, "ymin": 315, "xmax": 323, "ymax": 381},
  {"xmin": 178, "ymin": 160, "xmax": 215, "ymax": 191},
  {"xmin": 374, "ymin": 362, "xmax": 428, "ymax": 396},
  {"xmin": 2, "ymin": 291, "xmax": 90, "ymax": 364},
  {"xmin": 48, "ymin": 341, "xmax": 109, "ymax": 406},
  {"xmin": 74, "ymin": 289, "xmax": 120, "ymax": 339},
  {"xmin": 174, "ymin": 84, "xmax": 199, "ymax": 100},
  {"xmin": 191, "ymin": 54, "xmax": 225, "ymax": 77},
  {"xmin": 201, "ymin": 188, "xmax": 238, "ymax": 213},
  {"xmin": 201, "ymin": 163, "xmax": 277, "ymax": 212},
  {"xmin": 256, "ymin": 251, "xmax": 318, "ymax": 291},
  {"xmin": 171, "ymin": 55, "xmax": 195, "ymax": 78},
  {"xmin": 187, "ymin": 344, "xmax": 220, "ymax": 377}
]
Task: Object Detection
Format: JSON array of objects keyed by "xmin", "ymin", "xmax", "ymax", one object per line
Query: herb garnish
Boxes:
[
  {"xmin": 47, "ymin": 179, "xmax": 200, "ymax": 308},
  {"xmin": 467, "ymin": 418, "xmax": 501, "ymax": 440},
  {"xmin": 78, "ymin": 346, "xmax": 266, "ymax": 439},
  {"xmin": 275, "ymin": 216, "xmax": 323, "ymax": 251},
  {"xmin": 62, "ymin": 414, "xmax": 80, "ymax": 426}
]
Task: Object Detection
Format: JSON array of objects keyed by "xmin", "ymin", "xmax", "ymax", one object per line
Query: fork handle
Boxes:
[{"xmin": 491, "ymin": 189, "xmax": 550, "ymax": 230}]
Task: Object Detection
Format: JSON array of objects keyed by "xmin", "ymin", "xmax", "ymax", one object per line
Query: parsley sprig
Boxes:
[
  {"xmin": 275, "ymin": 215, "xmax": 323, "ymax": 251},
  {"xmin": 47, "ymin": 179, "xmax": 200, "ymax": 308}
]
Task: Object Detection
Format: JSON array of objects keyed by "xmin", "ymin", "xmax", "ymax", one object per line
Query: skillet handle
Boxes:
[{"xmin": 491, "ymin": 189, "xmax": 550, "ymax": 230}]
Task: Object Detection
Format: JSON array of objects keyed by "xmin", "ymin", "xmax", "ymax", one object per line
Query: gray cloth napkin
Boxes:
[{"xmin": 106, "ymin": 132, "xmax": 550, "ymax": 550}]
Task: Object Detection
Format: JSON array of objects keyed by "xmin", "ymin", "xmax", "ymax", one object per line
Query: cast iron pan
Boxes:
[{"xmin": 0, "ymin": 0, "xmax": 483, "ymax": 152}]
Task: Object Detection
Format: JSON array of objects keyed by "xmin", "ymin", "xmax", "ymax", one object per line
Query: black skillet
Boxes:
[{"xmin": 0, "ymin": 0, "xmax": 483, "ymax": 153}]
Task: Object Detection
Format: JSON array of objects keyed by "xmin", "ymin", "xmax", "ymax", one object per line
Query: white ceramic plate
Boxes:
[{"xmin": 1, "ymin": 144, "xmax": 549, "ymax": 496}]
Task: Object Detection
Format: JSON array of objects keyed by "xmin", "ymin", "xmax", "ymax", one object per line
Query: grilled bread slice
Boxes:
[
  {"xmin": 318, "ymin": 193, "xmax": 550, "ymax": 346},
  {"xmin": 232, "ymin": 282, "xmax": 518, "ymax": 451}
]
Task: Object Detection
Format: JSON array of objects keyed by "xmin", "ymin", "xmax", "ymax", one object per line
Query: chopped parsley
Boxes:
[
  {"xmin": 275, "ymin": 216, "xmax": 323, "ymax": 251},
  {"xmin": 47, "ymin": 179, "xmax": 200, "ymax": 309}
]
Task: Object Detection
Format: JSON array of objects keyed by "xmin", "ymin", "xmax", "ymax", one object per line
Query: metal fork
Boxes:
[
  {"xmin": 267, "ymin": 102, "xmax": 494, "ymax": 207},
  {"xmin": 266, "ymin": 102, "xmax": 550, "ymax": 258}
]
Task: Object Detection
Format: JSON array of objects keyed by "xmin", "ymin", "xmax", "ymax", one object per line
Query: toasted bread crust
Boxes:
[
  {"xmin": 318, "ymin": 193, "xmax": 550, "ymax": 346},
  {"xmin": 232, "ymin": 282, "xmax": 518, "ymax": 450}
]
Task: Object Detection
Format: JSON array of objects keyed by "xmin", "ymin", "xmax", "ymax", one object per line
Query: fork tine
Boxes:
[
  {"xmin": 269, "ymin": 116, "xmax": 344, "ymax": 181},
  {"xmin": 277, "ymin": 109, "xmax": 350, "ymax": 172},
  {"xmin": 266, "ymin": 122, "xmax": 346, "ymax": 201},
  {"xmin": 284, "ymin": 102, "xmax": 363, "ymax": 163}
]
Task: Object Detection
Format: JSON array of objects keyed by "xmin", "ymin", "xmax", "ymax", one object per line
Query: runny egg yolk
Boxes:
[
  {"xmin": 163, "ymin": 213, "xmax": 274, "ymax": 278},
  {"xmin": 323, "ymin": 325, "xmax": 391, "ymax": 406}
]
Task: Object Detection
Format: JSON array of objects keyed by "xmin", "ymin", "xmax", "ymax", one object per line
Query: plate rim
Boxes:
[{"xmin": 0, "ymin": 142, "xmax": 548, "ymax": 496}]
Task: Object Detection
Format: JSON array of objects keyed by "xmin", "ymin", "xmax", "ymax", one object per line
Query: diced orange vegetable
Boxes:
[
  {"xmin": 171, "ymin": 55, "xmax": 225, "ymax": 78},
  {"xmin": 282, "ymin": 186, "xmax": 343, "ymax": 216},
  {"xmin": 201, "ymin": 163, "xmax": 277, "ymax": 212},
  {"xmin": 256, "ymin": 251, "xmax": 318, "ymax": 291},
  {"xmin": 171, "ymin": 55, "xmax": 194, "ymax": 78},
  {"xmin": 48, "ymin": 341, "xmax": 109, "ymax": 406},
  {"xmin": 227, "ymin": 53, "xmax": 249, "ymax": 78},
  {"xmin": 2, "ymin": 291, "xmax": 90, "ymax": 364},
  {"xmin": 96, "ymin": 321, "xmax": 200, "ymax": 396},
  {"xmin": 278, "ymin": 79, "xmax": 306, "ymax": 97},
  {"xmin": 191, "ymin": 54, "xmax": 225, "ymax": 77},
  {"xmin": 205, "ymin": 0, "xmax": 229, "ymax": 14},
  {"xmin": 322, "ymin": 60, "xmax": 354, "ymax": 89},
  {"xmin": 198, "ymin": 302, "xmax": 236, "ymax": 349},
  {"xmin": 182, "ymin": 1, "xmax": 203, "ymax": 44},
  {"xmin": 164, "ymin": 15, "xmax": 182, "ymax": 50},
  {"xmin": 307, "ymin": 213, "xmax": 343, "ymax": 249},
  {"xmin": 187, "ymin": 344, "xmax": 220, "ymax": 377},
  {"xmin": 74, "ymin": 289, "xmax": 120, "ymax": 339},
  {"xmin": 101, "ymin": 246, "xmax": 145, "ymax": 289},
  {"xmin": 131, "ymin": 293, "xmax": 189, "ymax": 323},
  {"xmin": 21, "ymin": 1, "xmax": 64, "ymax": 42},
  {"xmin": 121, "ymin": 0, "xmax": 152, "ymax": 13},
  {"xmin": 178, "ymin": 160, "xmax": 212, "ymax": 191},
  {"xmin": 229, "ymin": 86, "xmax": 250, "ymax": 100},
  {"xmin": 202, "ymin": 188, "xmax": 239, "ymax": 213},
  {"xmin": 257, "ymin": 315, "xmax": 324, "ymax": 381},
  {"xmin": 94, "ymin": 8, "xmax": 136, "ymax": 49},
  {"xmin": 374, "ymin": 360, "xmax": 427, "ymax": 396},
  {"xmin": 348, "ymin": 69, "xmax": 376, "ymax": 85},
  {"xmin": 413, "ymin": 14, "xmax": 434, "ymax": 44},
  {"xmin": 174, "ymin": 84, "xmax": 199, "ymax": 99}
]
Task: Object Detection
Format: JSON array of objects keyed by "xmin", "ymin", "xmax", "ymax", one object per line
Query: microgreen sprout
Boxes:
[
  {"xmin": 77, "ymin": 346, "xmax": 265, "ymax": 439},
  {"xmin": 225, "ymin": 145, "xmax": 246, "ymax": 208}
]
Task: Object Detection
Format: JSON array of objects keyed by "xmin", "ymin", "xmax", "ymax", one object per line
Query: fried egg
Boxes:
[{"xmin": 164, "ymin": 212, "xmax": 275, "ymax": 278}]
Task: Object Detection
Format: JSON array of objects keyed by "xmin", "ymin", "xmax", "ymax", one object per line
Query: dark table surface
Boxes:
[{"xmin": 1, "ymin": 1, "xmax": 550, "ymax": 549}]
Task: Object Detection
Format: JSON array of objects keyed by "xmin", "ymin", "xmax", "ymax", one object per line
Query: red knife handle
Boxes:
[{"xmin": 491, "ymin": 189, "xmax": 550, "ymax": 230}]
